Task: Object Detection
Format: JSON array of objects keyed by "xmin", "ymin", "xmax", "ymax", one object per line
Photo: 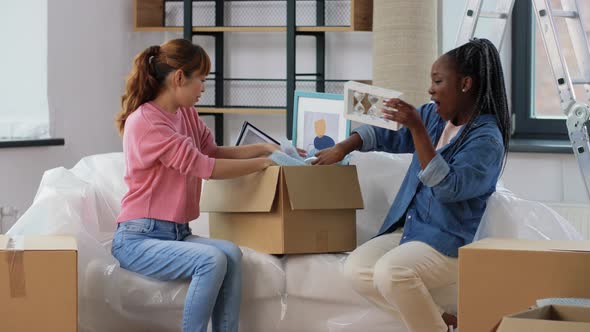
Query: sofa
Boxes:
[{"xmin": 7, "ymin": 151, "xmax": 583, "ymax": 332}]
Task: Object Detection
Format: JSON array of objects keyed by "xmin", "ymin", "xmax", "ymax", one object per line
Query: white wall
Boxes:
[
  {"xmin": 1, "ymin": 0, "xmax": 587, "ymax": 217},
  {"xmin": 0, "ymin": 0, "xmax": 167, "ymax": 214}
]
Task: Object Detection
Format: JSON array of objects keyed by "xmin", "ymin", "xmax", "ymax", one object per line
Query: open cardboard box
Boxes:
[
  {"xmin": 495, "ymin": 305, "xmax": 590, "ymax": 331},
  {"xmin": 201, "ymin": 165, "xmax": 364, "ymax": 254}
]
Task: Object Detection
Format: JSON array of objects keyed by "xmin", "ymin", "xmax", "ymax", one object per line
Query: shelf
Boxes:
[
  {"xmin": 134, "ymin": 26, "xmax": 286, "ymax": 32},
  {"xmin": 197, "ymin": 78, "xmax": 365, "ymax": 109},
  {"xmin": 199, "ymin": 107, "xmax": 286, "ymax": 114},
  {"xmin": 296, "ymin": 26, "xmax": 358, "ymax": 32},
  {"xmin": 134, "ymin": 26, "xmax": 364, "ymax": 32},
  {"xmin": 134, "ymin": 0, "xmax": 372, "ymax": 31},
  {"xmin": 134, "ymin": 0, "xmax": 373, "ymax": 143}
]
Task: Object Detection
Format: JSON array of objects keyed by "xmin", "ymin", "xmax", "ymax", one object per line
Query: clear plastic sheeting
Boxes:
[
  {"xmin": 350, "ymin": 151, "xmax": 412, "ymax": 245},
  {"xmin": 475, "ymin": 188, "xmax": 585, "ymax": 241},
  {"xmin": 7, "ymin": 151, "xmax": 584, "ymax": 332},
  {"xmin": 283, "ymin": 253, "xmax": 452, "ymax": 332},
  {"xmin": 7, "ymin": 153, "xmax": 287, "ymax": 332}
]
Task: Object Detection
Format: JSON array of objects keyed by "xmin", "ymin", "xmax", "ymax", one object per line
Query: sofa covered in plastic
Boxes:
[{"xmin": 7, "ymin": 151, "xmax": 584, "ymax": 332}]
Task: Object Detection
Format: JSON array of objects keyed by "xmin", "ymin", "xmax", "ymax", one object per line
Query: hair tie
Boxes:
[
  {"xmin": 147, "ymin": 45, "xmax": 161, "ymax": 65},
  {"xmin": 468, "ymin": 38, "xmax": 484, "ymax": 50}
]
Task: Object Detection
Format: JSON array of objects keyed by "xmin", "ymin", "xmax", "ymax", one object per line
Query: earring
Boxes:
[{"xmin": 462, "ymin": 88, "xmax": 467, "ymax": 92}]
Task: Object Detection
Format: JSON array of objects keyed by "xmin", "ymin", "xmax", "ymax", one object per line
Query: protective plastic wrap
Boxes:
[
  {"xmin": 350, "ymin": 151, "xmax": 412, "ymax": 245},
  {"xmin": 7, "ymin": 154, "xmax": 287, "ymax": 332},
  {"xmin": 283, "ymin": 253, "xmax": 453, "ymax": 332},
  {"xmin": 475, "ymin": 188, "xmax": 585, "ymax": 241},
  {"xmin": 7, "ymin": 151, "xmax": 584, "ymax": 331}
]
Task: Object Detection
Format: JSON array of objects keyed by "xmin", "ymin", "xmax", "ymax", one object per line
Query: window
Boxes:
[
  {"xmin": 0, "ymin": 1, "xmax": 50, "ymax": 141},
  {"xmin": 512, "ymin": 0, "xmax": 590, "ymax": 139}
]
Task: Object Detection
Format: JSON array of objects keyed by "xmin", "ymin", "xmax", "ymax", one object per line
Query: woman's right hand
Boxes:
[
  {"xmin": 210, "ymin": 157, "xmax": 274, "ymax": 179},
  {"xmin": 312, "ymin": 144, "xmax": 346, "ymax": 165},
  {"xmin": 263, "ymin": 157, "xmax": 274, "ymax": 169}
]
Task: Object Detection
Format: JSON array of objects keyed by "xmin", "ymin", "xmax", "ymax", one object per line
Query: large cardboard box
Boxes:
[
  {"xmin": 495, "ymin": 305, "xmax": 590, "ymax": 332},
  {"xmin": 0, "ymin": 235, "xmax": 78, "ymax": 332},
  {"xmin": 201, "ymin": 165, "xmax": 364, "ymax": 254},
  {"xmin": 459, "ymin": 238, "xmax": 590, "ymax": 332}
]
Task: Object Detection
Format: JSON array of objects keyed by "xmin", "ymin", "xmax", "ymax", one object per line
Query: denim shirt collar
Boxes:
[{"xmin": 437, "ymin": 114, "xmax": 498, "ymax": 155}]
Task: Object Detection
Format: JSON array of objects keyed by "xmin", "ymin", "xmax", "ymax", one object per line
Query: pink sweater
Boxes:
[{"xmin": 117, "ymin": 102, "xmax": 217, "ymax": 224}]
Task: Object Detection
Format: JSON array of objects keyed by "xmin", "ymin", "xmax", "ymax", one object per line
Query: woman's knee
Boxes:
[
  {"xmin": 224, "ymin": 242, "xmax": 243, "ymax": 264},
  {"xmin": 212, "ymin": 240, "xmax": 242, "ymax": 269},
  {"xmin": 343, "ymin": 254, "xmax": 371, "ymax": 293},
  {"xmin": 373, "ymin": 259, "xmax": 417, "ymax": 293},
  {"xmin": 198, "ymin": 247, "xmax": 228, "ymax": 277}
]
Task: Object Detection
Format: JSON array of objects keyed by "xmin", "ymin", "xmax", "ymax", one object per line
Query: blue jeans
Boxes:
[{"xmin": 111, "ymin": 218, "xmax": 242, "ymax": 332}]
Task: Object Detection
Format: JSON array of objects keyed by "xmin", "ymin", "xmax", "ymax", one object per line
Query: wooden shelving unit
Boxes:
[
  {"xmin": 133, "ymin": 0, "xmax": 373, "ymax": 143},
  {"xmin": 134, "ymin": 0, "xmax": 372, "ymax": 32}
]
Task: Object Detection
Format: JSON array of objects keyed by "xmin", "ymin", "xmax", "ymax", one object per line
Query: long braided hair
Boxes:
[{"xmin": 444, "ymin": 38, "xmax": 510, "ymax": 167}]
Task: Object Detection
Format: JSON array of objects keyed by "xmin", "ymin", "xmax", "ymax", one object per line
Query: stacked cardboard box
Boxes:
[
  {"xmin": 0, "ymin": 235, "xmax": 77, "ymax": 332},
  {"xmin": 459, "ymin": 238, "xmax": 590, "ymax": 331}
]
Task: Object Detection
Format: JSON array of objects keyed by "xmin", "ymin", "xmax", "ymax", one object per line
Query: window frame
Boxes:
[{"xmin": 511, "ymin": 0, "xmax": 569, "ymax": 140}]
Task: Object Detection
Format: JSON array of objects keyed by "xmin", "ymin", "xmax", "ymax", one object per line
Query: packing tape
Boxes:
[{"xmin": 4, "ymin": 236, "xmax": 26, "ymax": 298}]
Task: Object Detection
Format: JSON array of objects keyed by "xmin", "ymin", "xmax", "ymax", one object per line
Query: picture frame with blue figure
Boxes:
[{"xmin": 292, "ymin": 91, "xmax": 350, "ymax": 154}]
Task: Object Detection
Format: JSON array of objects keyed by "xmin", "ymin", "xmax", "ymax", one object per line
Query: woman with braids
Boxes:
[
  {"xmin": 112, "ymin": 39, "xmax": 278, "ymax": 332},
  {"xmin": 314, "ymin": 38, "xmax": 510, "ymax": 331}
]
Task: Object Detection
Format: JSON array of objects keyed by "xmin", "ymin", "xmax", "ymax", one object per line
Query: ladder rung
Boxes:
[
  {"xmin": 552, "ymin": 10, "xmax": 578, "ymax": 18},
  {"xmin": 480, "ymin": 11, "xmax": 509, "ymax": 19},
  {"xmin": 572, "ymin": 78, "xmax": 590, "ymax": 85}
]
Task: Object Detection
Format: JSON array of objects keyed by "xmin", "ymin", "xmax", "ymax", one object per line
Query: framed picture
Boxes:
[
  {"xmin": 235, "ymin": 121, "xmax": 280, "ymax": 146},
  {"xmin": 343, "ymin": 80, "xmax": 403, "ymax": 131},
  {"xmin": 292, "ymin": 91, "xmax": 350, "ymax": 151}
]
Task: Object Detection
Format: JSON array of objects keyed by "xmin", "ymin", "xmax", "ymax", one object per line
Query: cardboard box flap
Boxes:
[
  {"xmin": 201, "ymin": 166, "xmax": 280, "ymax": 212},
  {"xmin": 0, "ymin": 235, "xmax": 77, "ymax": 251},
  {"xmin": 552, "ymin": 306, "xmax": 590, "ymax": 322},
  {"xmin": 497, "ymin": 305, "xmax": 590, "ymax": 331},
  {"xmin": 283, "ymin": 165, "xmax": 364, "ymax": 210}
]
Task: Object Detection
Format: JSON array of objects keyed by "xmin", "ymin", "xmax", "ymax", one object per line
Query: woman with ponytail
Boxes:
[
  {"xmin": 314, "ymin": 38, "xmax": 510, "ymax": 332},
  {"xmin": 112, "ymin": 39, "xmax": 278, "ymax": 332}
]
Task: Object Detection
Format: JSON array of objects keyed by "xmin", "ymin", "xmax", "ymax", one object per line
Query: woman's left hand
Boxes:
[
  {"xmin": 382, "ymin": 98, "xmax": 425, "ymax": 131},
  {"xmin": 262, "ymin": 143, "xmax": 306, "ymax": 157}
]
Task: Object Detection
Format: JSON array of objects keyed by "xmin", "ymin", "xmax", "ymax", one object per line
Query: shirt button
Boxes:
[{"xmin": 407, "ymin": 215, "xmax": 412, "ymax": 219}]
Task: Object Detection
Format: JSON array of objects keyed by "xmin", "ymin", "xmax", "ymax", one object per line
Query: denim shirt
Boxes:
[{"xmin": 353, "ymin": 102, "xmax": 504, "ymax": 257}]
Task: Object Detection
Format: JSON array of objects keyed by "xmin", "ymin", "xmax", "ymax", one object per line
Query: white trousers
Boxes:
[{"xmin": 343, "ymin": 231, "xmax": 458, "ymax": 332}]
